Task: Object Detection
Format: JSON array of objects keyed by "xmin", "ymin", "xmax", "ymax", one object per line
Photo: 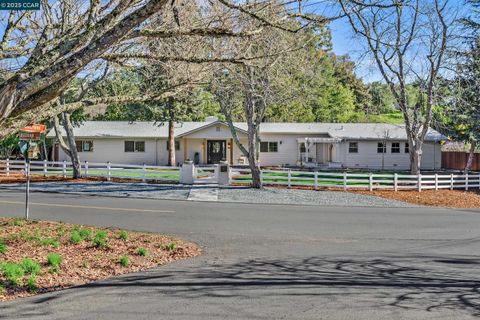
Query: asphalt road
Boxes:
[{"xmin": 1, "ymin": 189, "xmax": 480, "ymax": 319}]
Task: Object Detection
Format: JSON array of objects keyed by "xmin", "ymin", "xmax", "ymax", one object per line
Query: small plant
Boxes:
[
  {"xmin": 92, "ymin": 231, "xmax": 108, "ymax": 248},
  {"xmin": 26, "ymin": 275, "xmax": 37, "ymax": 292},
  {"xmin": 1, "ymin": 262, "xmax": 24, "ymax": 287},
  {"xmin": 47, "ymin": 253, "xmax": 62, "ymax": 273},
  {"xmin": 120, "ymin": 256, "xmax": 129, "ymax": 267},
  {"xmin": 11, "ymin": 218, "xmax": 26, "ymax": 227},
  {"xmin": 136, "ymin": 247, "xmax": 148, "ymax": 256},
  {"xmin": 0, "ymin": 282, "xmax": 5, "ymax": 294},
  {"xmin": 21, "ymin": 258, "xmax": 41, "ymax": 275},
  {"xmin": 0, "ymin": 239, "xmax": 6, "ymax": 254},
  {"xmin": 119, "ymin": 230, "xmax": 128, "ymax": 241},
  {"xmin": 163, "ymin": 243, "xmax": 177, "ymax": 251},
  {"xmin": 70, "ymin": 231, "xmax": 83, "ymax": 244},
  {"xmin": 80, "ymin": 260, "xmax": 89, "ymax": 269},
  {"xmin": 79, "ymin": 229, "xmax": 92, "ymax": 240},
  {"xmin": 40, "ymin": 238, "xmax": 60, "ymax": 248}
]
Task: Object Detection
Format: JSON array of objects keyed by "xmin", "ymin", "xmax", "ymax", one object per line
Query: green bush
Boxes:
[
  {"xmin": 40, "ymin": 238, "xmax": 60, "ymax": 248},
  {"xmin": 79, "ymin": 229, "xmax": 92, "ymax": 240},
  {"xmin": 119, "ymin": 230, "xmax": 128, "ymax": 241},
  {"xmin": 70, "ymin": 231, "xmax": 83, "ymax": 244},
  {"xmin": 163, "ymin": 243, "xmax": 177, "ymax": 251},
  {"xmin": 21, "ymin": 258, "xmax": 41, "ymax": 275},
  {"xmin": 92, "ymin": 231, "xmax": 108, "ymax": 248},
  {"xmin": 120, "ymin": 256, "xmax": 129, "ymax": 267},
  {"xmin": 0, "ymin": 239, "xmax": 6, "ymax": 254},
  {"xmin": 1, "ymin": 262, "xmax": 24, "ymax": 287},
  {"xmin": 47, "ymin": 253, "xmax": 62, "ymax": 273},
  {"xmin": 136, "ymin": 247, "xmax": 147, "ymax": 256},
  {"xmin": 26, "ymin": 275, "xmax": 37, "ymax": 292}
]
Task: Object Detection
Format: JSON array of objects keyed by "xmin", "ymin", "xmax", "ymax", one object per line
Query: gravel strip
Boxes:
[
  {"xmin": 0, "ymin": 182, "xmax": 191, "ymax": 200},
  {"xmin": 218, "ymin": 187, "xmax": 421, "ymax": 207}
]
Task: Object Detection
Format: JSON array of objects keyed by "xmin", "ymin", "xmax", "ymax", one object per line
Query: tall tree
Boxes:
[{"xmin": 339, "ymin": 0, "xmax": 451, "ymax": 174}]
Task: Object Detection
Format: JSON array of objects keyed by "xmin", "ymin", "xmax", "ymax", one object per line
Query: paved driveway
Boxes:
[{"xmin": 0, "ymin": 190, "xmax": 479, "ymax": 319}]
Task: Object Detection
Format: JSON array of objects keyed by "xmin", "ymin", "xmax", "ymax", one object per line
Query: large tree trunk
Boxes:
[
  {"xmin": 409, "ymin": 138, "xmax": 423, "ymax": 175},
  {"xmin": 53, "ymin": 112, "xmax": 81, "ymax": 179},
  {"xmin": 167, "ymin": 98, "xmax": 176, "ymax": 166},
  {"xmin": 167, "ymin": 119, "xmax": 175, "ymax": 166},
  {"xmin": 465, "ymin": 143, "xmax": 476, "ymax": 173}
]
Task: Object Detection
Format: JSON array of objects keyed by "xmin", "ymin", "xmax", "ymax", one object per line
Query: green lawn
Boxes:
[{"xmin": 30, "ymin": 168, "xmax": 180, "ymax": 180}]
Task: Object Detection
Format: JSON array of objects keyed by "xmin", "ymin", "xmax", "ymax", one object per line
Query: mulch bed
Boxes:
[
  {"xmin": 0, "ymin": 218, "xmax": 201, "ymax": 301},
  {"xmin": 353, "ymin": 189, "xmax": 480, "ymax": 208}
]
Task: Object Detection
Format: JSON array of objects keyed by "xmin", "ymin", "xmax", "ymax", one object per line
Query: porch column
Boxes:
[
  {"xmin": 183, "ymin": 138, "xmax": 187, "ymax": 162},
  {"xmin": 203, "ymin": 139, "xmax": 207, "ymax": 164},
  {"xmin": 229, "ymin": 138, "xmax": 233, "ymax": 165}
]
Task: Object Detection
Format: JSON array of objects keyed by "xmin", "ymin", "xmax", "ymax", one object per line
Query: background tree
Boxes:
[{"xmin": 339, "ymin": 0, "xmax": 451, "ymax": 174}]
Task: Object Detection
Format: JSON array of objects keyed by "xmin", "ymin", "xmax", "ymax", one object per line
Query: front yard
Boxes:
[{"xmin": 0, "ymin": 218, "xmax": 201, "ymax": 301}]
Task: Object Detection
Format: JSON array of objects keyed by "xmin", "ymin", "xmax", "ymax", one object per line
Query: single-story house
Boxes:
[{"xmin": 47, "ymin": 117, "xmax": 446, "ymax": 170}]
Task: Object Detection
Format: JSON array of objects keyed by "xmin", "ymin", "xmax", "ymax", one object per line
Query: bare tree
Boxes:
[
  {"xmin": 53, "ymin": 111, "xmax": 81, "ymax": 178},
  {"xmin": 339, "ymin": 0, "xmax": 452, "ymax": 174},
  {"xmin": 0, "ymin": 0, "xmax": 326, "ymax": 137}
]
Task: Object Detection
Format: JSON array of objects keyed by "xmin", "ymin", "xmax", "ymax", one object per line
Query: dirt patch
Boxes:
[
  {"xmin": 0, "ymin": 218, "xmax": 201, "ymax": 301},
  {"xmin": 354, "ymin": 189, "xmax": 480, "ymax": 208}
]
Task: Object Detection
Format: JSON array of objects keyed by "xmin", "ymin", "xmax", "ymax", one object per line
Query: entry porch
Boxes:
[{"xmin": 297, "ymin": 137, "xmax": 343, "ymax": 168}]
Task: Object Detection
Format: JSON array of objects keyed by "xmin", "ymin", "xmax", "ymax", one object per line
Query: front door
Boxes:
[{"xmin": 207, "ymin": 140, "xmax": 226, "ymax": 164}]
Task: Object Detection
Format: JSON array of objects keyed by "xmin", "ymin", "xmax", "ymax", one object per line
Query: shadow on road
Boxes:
[{"xmin": 2, "ymin": 255, "xmax": 479, "ymax": 318}]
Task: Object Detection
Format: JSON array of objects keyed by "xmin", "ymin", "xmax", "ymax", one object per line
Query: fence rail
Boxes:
[
  {"xmin": 230, "ymin": 168, "xmax": 480, "ymax": 191},
  {"xmin": 0, "ymin": 159, "xmax": 181, "ymax": 182}
]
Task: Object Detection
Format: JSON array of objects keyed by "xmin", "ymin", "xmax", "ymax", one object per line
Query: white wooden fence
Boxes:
[
  {"xmin": 230, "ymin": 168, "xmax": 480, "ymax": 191},
  {"xmin": 0, "ymin": 159, "xmax": 181, "ymax": 182},
  {"xmin": 1, "ymin": 159, "xmax": 479, "ymax": 191}
]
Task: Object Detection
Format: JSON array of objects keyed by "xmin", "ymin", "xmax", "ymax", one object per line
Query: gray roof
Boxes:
[{"xmin": 47, "ymin": 121, "xmax": 446, "ymax": 141}]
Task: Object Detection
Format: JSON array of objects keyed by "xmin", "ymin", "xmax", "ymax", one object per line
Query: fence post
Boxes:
[
  {"xmin": 478, "ymin": 174, "xmax": 480, "ymax": 189},
  {"xmin": 434, "ymin": 173, "xmax": 438, "ymax": 191},
  {"xmin": 287, "ymin": 170, "xmax": 291, "ymax": 188},
  {"xmin": 394, "ymin": 173, "xmax": 398, "ymax": 192},
  {"xmin": 417, "ymin": 174, "xmax": 422, "ymax": 192},
  {"xmin": 6, "ymin": 158, "xmax": 9, "ymax": 176},
  {"xmin": 107, "ymin": 162, "xmax": 111, "ymax": 181},
  {"xmin": 450, "ymin": 173, "xmax": 454, "ymax": 190},
  {"xmin": 85, "ymin": 161, "xmax": 89, "ymax": 176},
  {"xmin": 343, "ymin": 172, "xmax": 347, "ymax": 191},
  {"xmin": 314, "ymin": 171, "xmax": 318, "ymax": 191},
  {"xmin": 465, "ymin": 173, "xmax": 469, "ymax": 191},
  {"xmin": 43, "ymin": 159, "xmax": 48, "ymax": 176},
  {"xmin": 142, "ymin": 163, "xmax": 147, "ymax": 183},
  {"xmin": 260, "ymin": 169, "xmax": 264, "ymax": 185},
  {"xmin": 62, "ymin": 160, "xmax": 67, "ymax": 178},
  {"xmin": 369, "ymin": 173, "xmax": 373, "ymax": 192}
]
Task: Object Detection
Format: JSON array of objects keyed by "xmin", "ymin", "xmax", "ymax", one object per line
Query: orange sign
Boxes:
[{"xmin": 20, "ymin": 123, "xmax": 47, "ymax": 133}]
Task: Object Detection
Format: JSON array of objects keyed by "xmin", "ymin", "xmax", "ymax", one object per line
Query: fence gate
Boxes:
[{"xmin": 194, "ymin": 165, "xmax": 218, "ymax": 184}]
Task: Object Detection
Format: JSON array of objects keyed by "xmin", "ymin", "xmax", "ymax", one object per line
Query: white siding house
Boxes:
[{"xmin": 48, "ymin": 119, "xmax": 446, "ymax": 170}]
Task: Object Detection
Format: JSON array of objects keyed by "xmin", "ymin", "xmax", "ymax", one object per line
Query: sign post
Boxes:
[{"xmin": 19, "ymin": 124, "xmax": 47, "ymax": 220}]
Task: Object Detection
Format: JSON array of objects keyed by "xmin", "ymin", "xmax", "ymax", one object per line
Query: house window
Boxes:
[
  {"xmin": 216, "ymin": 126, "xmax": 221, "ymax": 132},
  {"xmin": 166, "ymin": 141, "xmax": 180, "ymax": 151},
  {"xmin": 377, "ymin": 142, "xmax": 386, "ymax": 153},
  {"xmin": 125, "ymin": 141, "xmax": 145, "ymax": 152},
  {"xmin": 405, "ymin": 142, "xmax": 410, "ymax": 153},
  {"xmin": 260, "ymin": 141, "xmax": 278, "ymax": 152},
  {"xmin": 349, "ymin": 142, "xmax": 358, "ymax": 153},
  {"xmin": 75, "ymin": 140, "xmax": 93, "ymax": 152},
  {"xmin": 391, "ymin": 142, "xmax": 400, "ymax": 153}
]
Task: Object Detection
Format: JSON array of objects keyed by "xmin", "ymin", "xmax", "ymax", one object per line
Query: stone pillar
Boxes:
[
  {"xmin": 217, "ymin": 160, "xmax": 230, "ymax": 186},
  {"xmin": 180, "ymin": 160, "xmax": 195, "ymax": 184}
]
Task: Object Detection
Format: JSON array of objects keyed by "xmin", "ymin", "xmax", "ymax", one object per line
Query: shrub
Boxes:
[
  {"xmin": 47, "ymin": 253, "xmax": 62, "ymax": 273},
  {"xmin": 1, "ymin": 262, "xmax": 24, "ymax": 287},
  {"xmin": 92, "ymin": 231, "xmax": 108, "ymax": 248},
  {"xmin": 136, "ymin": 247, "xmax": 147, "ymax": 256},
  {"xmin": 120, "ymin": 256, "xmax": 129, "ymax": 267},
  {"xmin": 11, "ymin": 218, "xmax": 26, "ymax": 227},
  {"xmin": 0, "ymin": 282, "xmax": 5, "ymax": 294},
  {"xmin": 21, "ymin": 258, "xmax": 41, "ymax": 275},
  {"xmin": 26, "ymin": 275, "xmax": 37, "ymax": 292},
  {"xmin": 79, "ymin": 229, "xmax": 92, "ymax": 240},
  {"xmin": 40, "ymin": 238, "xmax": 60, "ymax": 248},
  {"xmin": 0, "ymin": 239, "xmax": 6, "ymax": 254},
  {"xmin": 119, "ymin": 230, "xmax": 128, "ymax": 241},
  {"xmin": 70, "ymin": 231, "xmax": 82, "ymax": 244},
  {"xmin": 163, "ymin": 243, "xmax": 177, "ymax": 251}
]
